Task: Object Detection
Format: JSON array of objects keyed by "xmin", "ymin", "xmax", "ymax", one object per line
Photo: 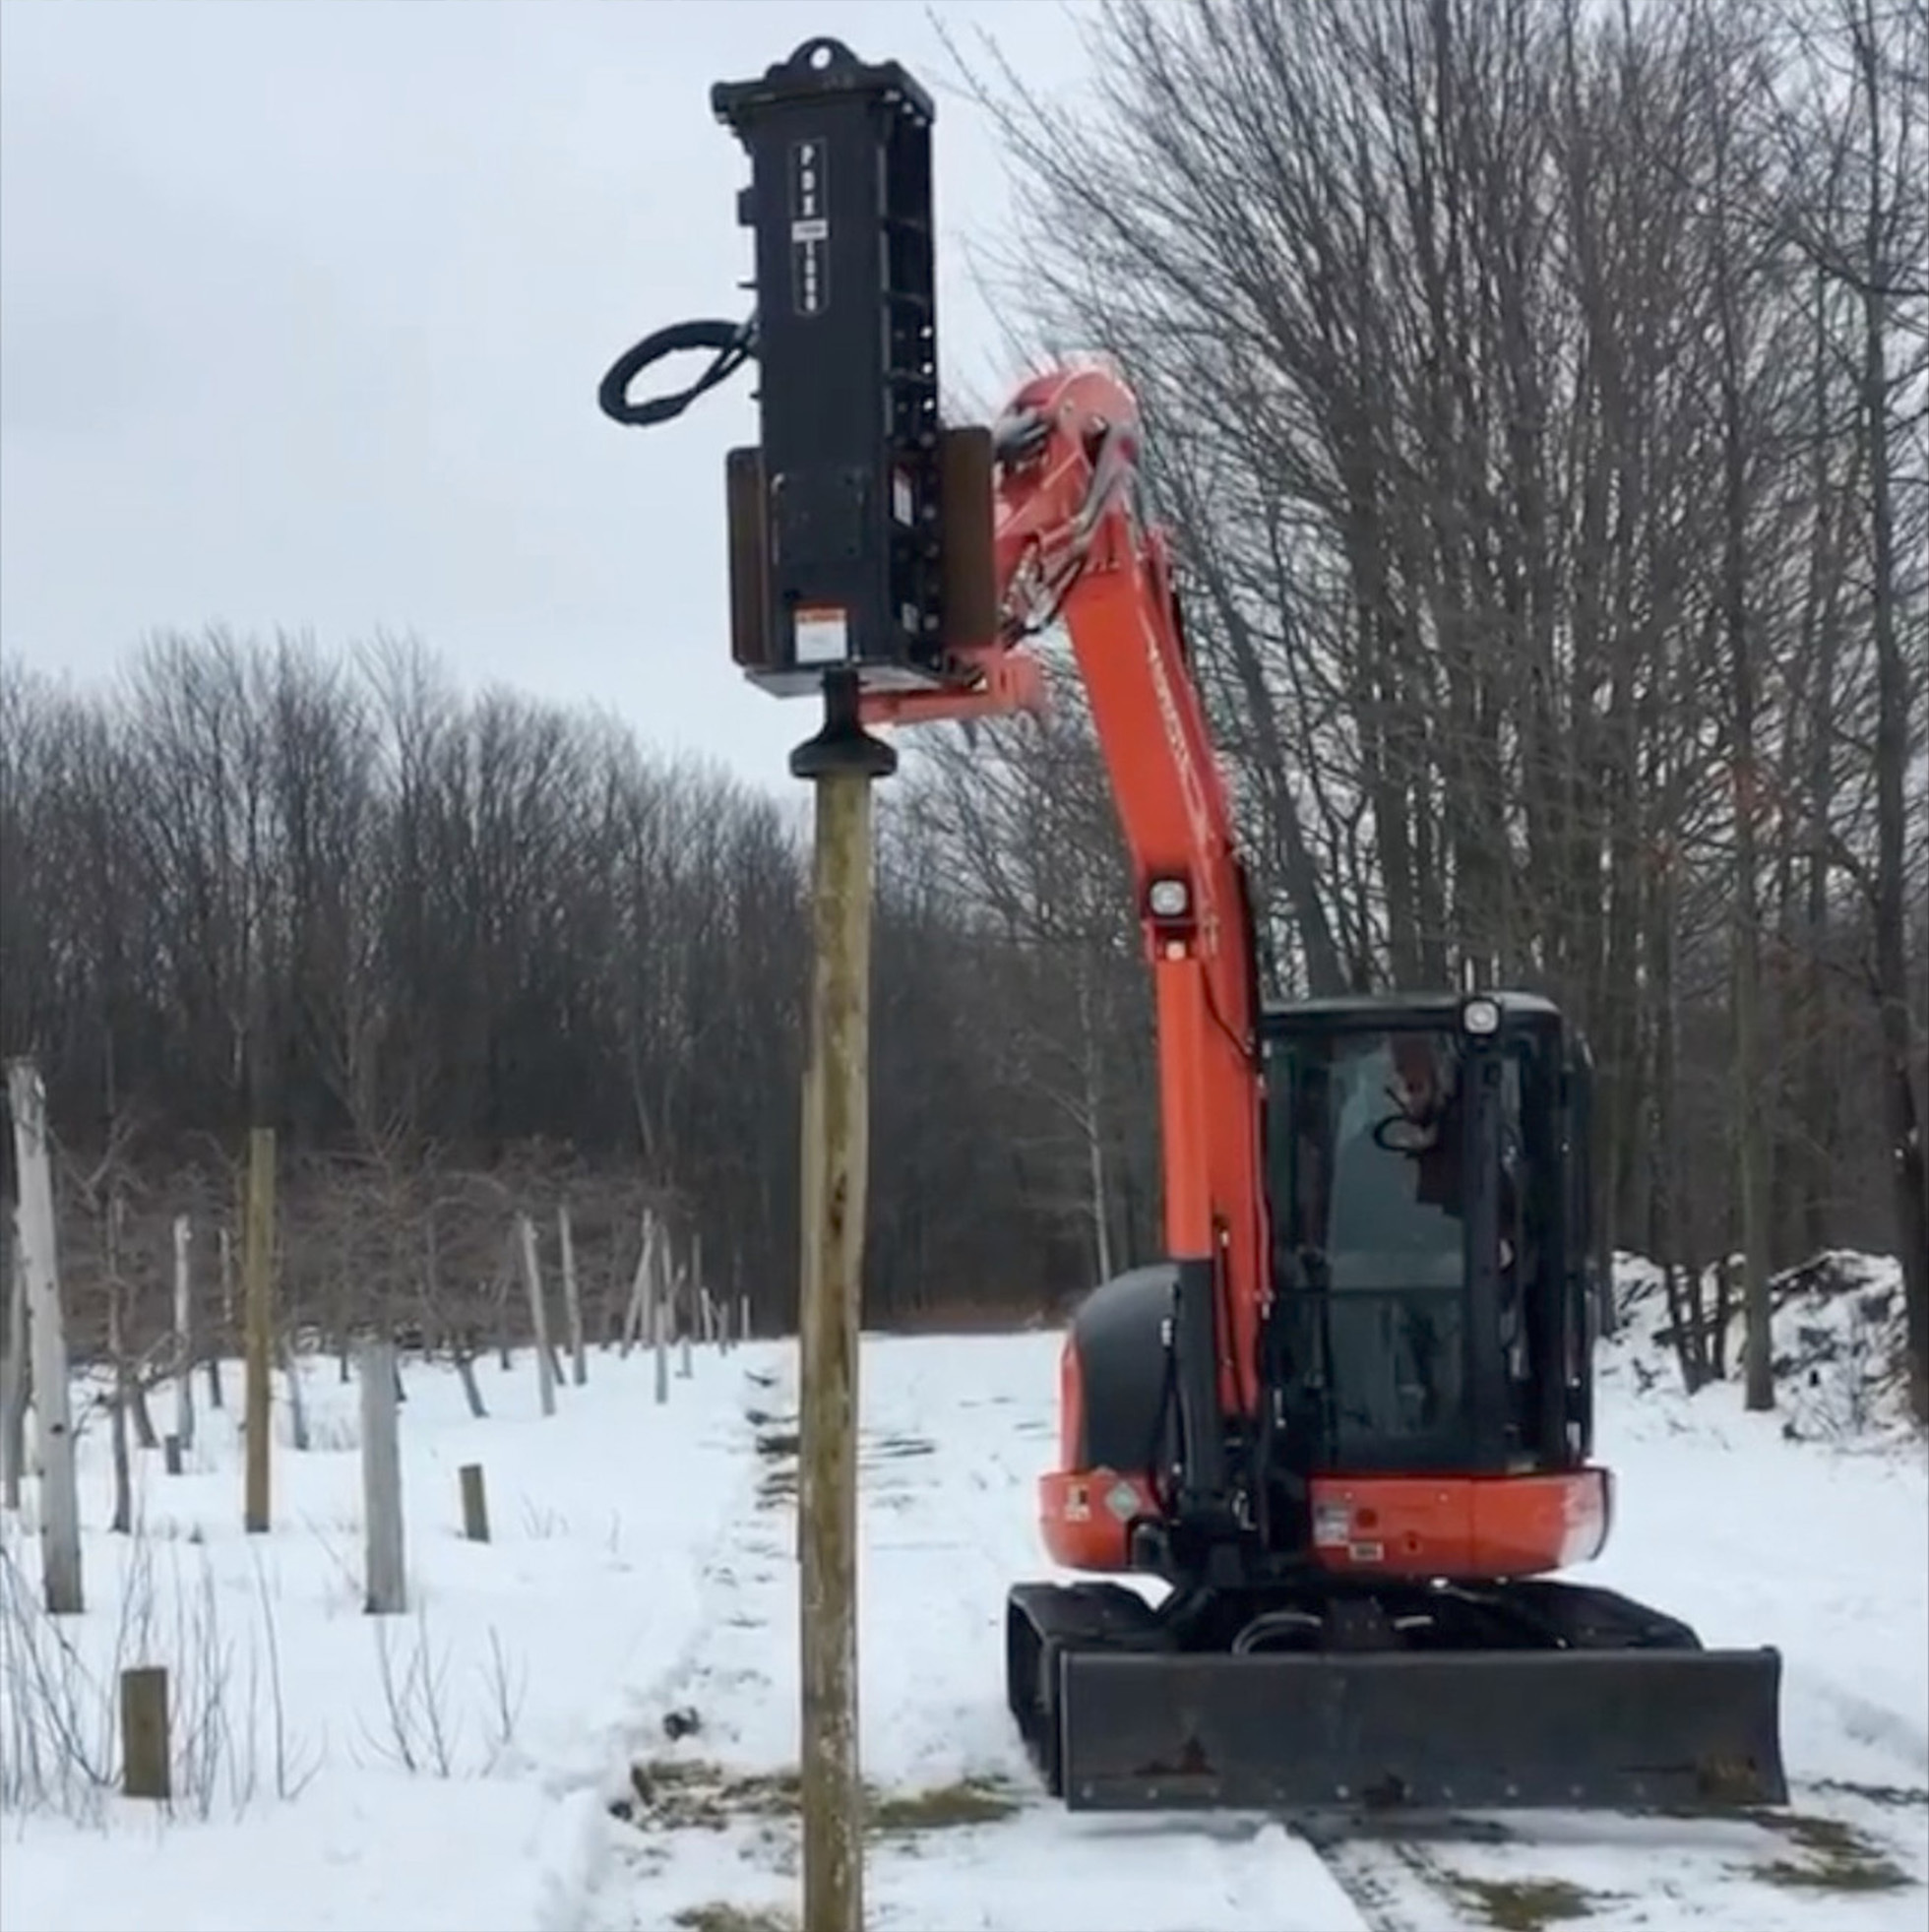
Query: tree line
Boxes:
[
  {"xmin": 941, "ymin": 0, "xmax": 1925, "ymax": 1404},
  {"xmin": 0, "ymin": 634, "xmax": 1098, "ymax": 1357}
]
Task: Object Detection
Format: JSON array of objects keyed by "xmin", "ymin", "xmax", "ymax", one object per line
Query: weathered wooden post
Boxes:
[
  {"xmin": 209, "ymin": 1224, "xmax": 231, "ymax": 1409},
  {"xmin": 1, "ymin": 1213, "xmax": 28, "ymax": 1512},
  {"xmin": 459, "ymin": 1462, "xmax": 490, "ymax": 1542},
  {"xmin": 517, "ymin": 1214, "xmax": 557, "ymax": 1418},
  {"xmin": 280, "ymin": 1327, "xmax": 313, "ymax": 1447},
  {"xmin": 358, "ymin": 1339, "xmax": 405, "ymax": 1613},
  {"xmin": 619, "ymin": 1212, "xmax": 652, "ymax": 1357},
  {"xmin": 172, "ymin": 1213, "xmax": 195, "ymax": 1453},
  {"xmin": 558, "ymin": 1202, "xmax": 587, "ymax": 1387},
  {"xmin": 653, "ymin": 1296, "xmax": 669, "ymax": 1406},
  {"xmin": 7, "ymin": 1059, "xmax": 83, "ymax": 1611},
  {"xmin": 788, "ymin": 680, "xmax": 893, "ymax": 1932},
  {"xmin": 677, "ymin": 1252, "xmax": 695, "ymax": 1380},
  {"xmin": 120, "ymin": 1666, "xmax": 171, "ymax": 1799},
  {"xmin": 243, "ymin": 1127, "xmax": 277, "ymax": 1533}
]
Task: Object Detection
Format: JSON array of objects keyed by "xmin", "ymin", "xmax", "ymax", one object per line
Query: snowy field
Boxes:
[{"xmin": 2, "ymin": 1259, "xmax": 1925, "ymax": 1932}]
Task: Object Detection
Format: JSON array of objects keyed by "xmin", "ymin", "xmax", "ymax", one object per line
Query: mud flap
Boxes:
[{"xmin": 1053, "ymin": 1646, "xmax": 1787, "ymax": 1812}]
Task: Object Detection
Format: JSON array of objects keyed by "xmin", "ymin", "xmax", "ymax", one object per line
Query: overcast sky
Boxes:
[{"xmin": 0, "ymin": 0, "xmax": 1098, "ymax": 791}]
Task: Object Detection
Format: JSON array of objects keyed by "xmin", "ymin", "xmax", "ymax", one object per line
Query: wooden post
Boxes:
[
  {"xmin": 454, "ymin": 1336, "xmax": 487, "ymax": 1419},
  {"xmin": 791, "ymin": 684, "xmax": 893, "ymax": 1932},
  {"xmin": 7, "ymin": 1059, "xmax": 83, "ymax": 1612},
  {"xmin": 120, "ymin": 1665, "xmax": 170, "ymax": 1799},
  {"xmin": 739, "ymin": 1292, "xmax": 751, "ymax": 1345},
  {"xmin": 209, "ymin": 1224, "xmax": 230, "ymax": 1409},
  {"xmin": 558, "ymin": 1203, "xmax": 587, "ymax": 1387},
  {"xmin": 172, "ymin": 1214, "xmax": 194, "ymax": 1452},
  {"xmin": 243, "ymin": 1127, "xmax": 276, "ymax": 1533},
  {"xmin": 1, "ymin": 1215, "xmax": 26, "ymax": 1511},
  {"xmin": 280, "ymin": 1330, "xmax": 311, "ymax": 1451},
  {"xmin": 107, "ymin": 1262, "xmax": 133, "ymax": 1535},
  {"xmin": 163, "ymin": 1434, "xmax": 183, "ymax": 1476},
  {"xmin": 459, "ymin": 1462, "xmax": 490, "ymax": 1542},
  {"xmin": 653, "ymin": 1296, "xmax": 669, "ymax": 1405},
  {"xmin": 358, "ymin": 1340, "xmax": 405, "ymax": 1613},
  {"xmin": 517, "ymin": 1215, "xmax": 556, "ymax": 1417},
  {"xmin": 619, "ymin": 1213, "xmax": 652, "ymax": 1357}
]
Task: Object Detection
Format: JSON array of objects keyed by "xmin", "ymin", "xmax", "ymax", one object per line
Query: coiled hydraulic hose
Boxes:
[{"xmin": 596, "ymin": 315, "xmax": 755, "ymax": 428}]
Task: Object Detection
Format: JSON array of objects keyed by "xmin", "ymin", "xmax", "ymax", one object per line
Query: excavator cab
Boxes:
[
  {"xmin": 1260, "ymin": 992, "xmax": 1595, "ymax": 1489},
  {"xmin": 1008, "ymin": 991, "xmax": 1787, "ymax": 1814}
]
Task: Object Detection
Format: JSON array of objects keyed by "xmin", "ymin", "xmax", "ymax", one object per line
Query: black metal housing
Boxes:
[{"xmin": 712, "ymin": 37, "xmax": 952, "ymax": 695}]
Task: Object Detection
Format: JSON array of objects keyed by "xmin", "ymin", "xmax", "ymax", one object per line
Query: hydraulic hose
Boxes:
[{"xmin": 596, "ymin": 315, "xmax": 755, "ymax": 428}]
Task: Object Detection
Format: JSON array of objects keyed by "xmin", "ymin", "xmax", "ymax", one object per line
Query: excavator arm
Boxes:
[{"xmin": 862, "ymin": 364, "xmax": 1266, "ymax": 1430}]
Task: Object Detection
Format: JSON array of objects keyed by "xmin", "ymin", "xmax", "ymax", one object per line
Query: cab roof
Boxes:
[{"xmin": 1261, "ymin": 989, "xmax": 1564, "ymax": 1025}]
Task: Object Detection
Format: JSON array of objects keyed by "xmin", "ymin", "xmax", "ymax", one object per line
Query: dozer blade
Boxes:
[{"xmin": 1052, "ymin": 1646, "xmax": 1787, "ymax": 1813}]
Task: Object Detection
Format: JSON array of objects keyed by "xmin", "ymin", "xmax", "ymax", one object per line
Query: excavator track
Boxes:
[{"xmin": 1007, "ymin": 1578, "xmax": 1787, "ymax": 1814}]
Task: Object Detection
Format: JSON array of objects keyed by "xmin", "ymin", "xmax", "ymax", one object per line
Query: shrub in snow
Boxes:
[{"xmin": 1604, "ymin": 1248, "xmax": 1914, "ymax": 1447}]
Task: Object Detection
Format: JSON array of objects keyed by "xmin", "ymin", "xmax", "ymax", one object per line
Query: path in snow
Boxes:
[
  {"xmin": 577, "ymin": 1336, "xmax": 1367, "ymax": 1932},
  {"xmin": 581, "ymin": 1331, "xmax": 1928, "ymax": 1932}
]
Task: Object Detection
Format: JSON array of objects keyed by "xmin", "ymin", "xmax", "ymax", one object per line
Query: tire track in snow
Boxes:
[{"xmin": 575, "ymin": 1336, "xmax": 1373, "ymax": 1931}]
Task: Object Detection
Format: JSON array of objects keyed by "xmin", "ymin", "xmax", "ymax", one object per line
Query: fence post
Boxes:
[
  {"xmin": 7, "ymin": 1059, "xmax": 83, "ymax": 1611},
  {"xmin": 517, "ymin": 1215, "xmax": 557, "ymax": 1418},
  {"xmin": 459, "ymin": 1462, "xmax": 490, "ymax": 1541},
  {"xmin": 358, "ymin": 1339, "xmax": 406, "ymax": 1613},
  {"xmin": 172, "ymin": 1213, "xmax": 195, "ymax": 1452},
  {"xmin": 2, "ymin": 1214, "xmax": 28, "ymax": 1512},
  {"xmin": 559, "ymin": 1202, "xmax": 587, "ymax": 1387},
  {"xmin": 243, "ymin": 1127, "xmax": 277, "ymax": 1532},
  {"xmin": 120, "ymin": 1666, "xmax": 170, "ymax": 1799}
]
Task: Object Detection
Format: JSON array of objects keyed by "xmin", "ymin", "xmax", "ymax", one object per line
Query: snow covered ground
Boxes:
[{"xmin": 2, "ymin": 1259, "xmax": 1924, "ymax": 1932}]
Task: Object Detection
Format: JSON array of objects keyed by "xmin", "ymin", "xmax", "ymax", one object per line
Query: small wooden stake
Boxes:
[
  {"xmin": 120, "ymin": 1666, "xmax": 170, "ymax": 1799},
  {"xmin": 459, "ymin": 1462, "xmax": 490, "ymax": 1542},
  {"xmin": 163, "ymin": 1434, "xmax": 183, "ymax": 1476}
]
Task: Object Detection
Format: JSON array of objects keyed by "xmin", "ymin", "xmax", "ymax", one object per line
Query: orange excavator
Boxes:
[{"xmin": 601, "ymin": 34, "xmax": 1787, "ymax": 1814}]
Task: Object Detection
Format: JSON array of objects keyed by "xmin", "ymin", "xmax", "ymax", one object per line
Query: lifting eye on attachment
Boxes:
[{"xmin": 789, "ymin": 37, "xmax": 855, "ymax": 75}]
